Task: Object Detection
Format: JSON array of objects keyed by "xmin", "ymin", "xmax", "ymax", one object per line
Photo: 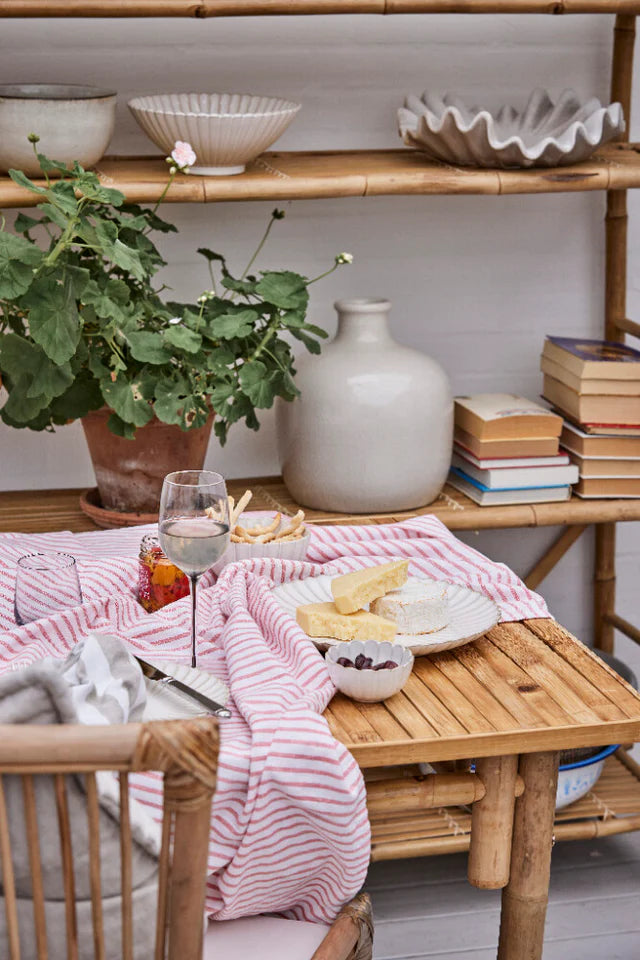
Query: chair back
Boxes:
[{"xmin": 0, "ymin": 717, "xmax": 219, "ymax": 960}]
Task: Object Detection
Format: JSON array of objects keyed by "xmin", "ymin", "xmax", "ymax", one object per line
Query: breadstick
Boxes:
[
  {"xmin": 230, "ymin": 533, "xmax": 246, "ymax": 543},
  {"xmin": 231, "ymin": 490, "xmax": 253, "ymax": 527},
  {"xmin": 278, "ymin": 510, "xmax": 305, "ymax": 538},
  {"xmin": 235, "ymin": 524, "xmax": 259, "ymax": 543},
  {"xmin": 278, "ymin": 531, "xmax": 305, "ymax": 542},
  {"xmin": 245, "ymin": 513, "xmax": 281, "ymax": 537}
]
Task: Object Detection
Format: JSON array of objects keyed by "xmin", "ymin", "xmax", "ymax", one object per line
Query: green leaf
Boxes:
[
  {"xmin": 153, "ymin": 378, "xmax": 190, "ymax": 425},
  {"xmin": 197, "ymin": 247, "xmax": 227, "ymax": 269},
  {"xmin": 221, "ymin": 275, "xmax": 258, "ymax": 296},
  {"xmin": 13, "ymin": 212, "xmax": 41, "ymax": 234},
  {"xmin": 303, "ymin": 322, "xmax": 329, "ymax": 339},
  {"xmin": 289, "ymin": 328, "xmax": 323, "ymax": 354},
  {"xmin": 164, "ymin": 325, "xmax": 202, "ymax": 354},
  {"xmin": 22, "ymin": 274, "xmax": 81, "ymax": 364},
  {"xmin": 128, "ymin": 331, "xmax": 172, "ymax": 364},
  {"xmin": 239, "ymin": 360, "xmax": 275, "ymax": 408},
  {"xmin": 208, "ymin": 309, "xmax": 258, "ymax": 341},
  {"xmin": 106, "ymin": 412, "xmax": 136, "ymax": 439},
  {"xmin": 208, "ymin": 379, "xmax": 235, "ymax": 409},
  {"xmin": 256, "ymin": 271, "xmax": 309, "ymax": 311},
  {"xmin": 0, "ymin": 233, "xmax": 43, "ymax": 298},
  {"xmin": 81, "ymin": 279, "xmax": 128, "ymax": 322},
  {"xmin": 8, "ymin": 169, "xmax": 46, "ymax": 195},
  {"xmin": 45, "ymin": 181, "xmax": 78, "ymax": 216},
  {"xmin": 36, "ymin": 202, "xmax": 69, "ymax": 230},
  {"xmin": 0, "ymin": 332, "xmax": 41, "ymax": 378},
  {"xmin": 110, "ymin": 239, "xmax": 146, "ymax": 281},
  {"xmin": 1, "ymin": 386, "xmax": 51, "ymax": 424},
  {"xmin": 26, "ymin": 352, "xmax": 74, "ymax": 399},
  {"xmin": 50, "ymin": 372, "xmax": 103, "ymax": 421},
  {"xmin": 100, "ymin": 374, "xmax": 153, "ymax": 427},
  {"xmin": 36, "ymin": 154, "xmax": 71, "ymax": 175}
]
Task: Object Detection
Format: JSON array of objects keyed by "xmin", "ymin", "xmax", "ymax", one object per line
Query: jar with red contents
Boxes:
[{"xmin": 137, "ymin": 534, "xmax": 189, "ymax": 613}]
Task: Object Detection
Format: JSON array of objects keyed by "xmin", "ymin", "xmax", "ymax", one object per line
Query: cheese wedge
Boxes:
[
  {"xmin": 331, "ymin": 560, "xmax": 410, "ymax": 615},
  {"xmin": 296, "ymin": 602, "xmax": 397, "ymax": 642}
]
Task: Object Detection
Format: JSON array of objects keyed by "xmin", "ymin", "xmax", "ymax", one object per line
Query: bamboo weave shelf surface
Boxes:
[
  {"xmin": 3, "ymin": 146, "xmax": 640, "ymax": 208},
  {"xmin": 3, "ymin": 482, "xmax": 640, "ymax": 534},
  {"xmin": 3, "ymin": 0, "xmax": 640, "ymax": 15},
  {"xmin": 325, "ymin": 619, "xmax": 640, "ymax": 766},
  {"xmin": 368, "ymin": 750, "xmax": 640, "ymax": 860}
]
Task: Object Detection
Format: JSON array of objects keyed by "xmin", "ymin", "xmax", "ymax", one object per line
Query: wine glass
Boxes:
[
  {"xmin": 14, "ymin": 552, "xmax": 83, "ymax": 625},
  {"xmin": 159, "ymin": 470, "xmax": 230, "ymax": 668}
]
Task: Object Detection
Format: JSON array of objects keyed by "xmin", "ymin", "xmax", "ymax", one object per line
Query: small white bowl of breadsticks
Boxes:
[{"xmin": 211, "ymin": 489, "xmax": 310, "ymax": 575}]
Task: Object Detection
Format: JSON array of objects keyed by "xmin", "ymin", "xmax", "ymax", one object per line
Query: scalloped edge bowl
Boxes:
[{"xmin": 326, "ymin": 640, "xmax": 413, "ymax": 702}]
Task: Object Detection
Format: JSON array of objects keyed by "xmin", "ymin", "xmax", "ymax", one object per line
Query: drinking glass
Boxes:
[
  {"xmin": 159, "ymin": 470, "xmax": 230, "ymax": 667},
  {"xmin": 14, "ymin": 552, "xmax": 83, "ymax": 625}
]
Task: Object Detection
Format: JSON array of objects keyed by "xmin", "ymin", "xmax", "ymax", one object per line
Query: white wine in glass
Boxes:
[{"xmin": 159, "ymin": 470, "xmax": 230, "ymax": 667}]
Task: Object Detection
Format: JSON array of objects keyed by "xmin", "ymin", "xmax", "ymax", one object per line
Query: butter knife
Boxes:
[{"xmin": 135, "ymin": 656, "xmax": 231, "ymax": 719}]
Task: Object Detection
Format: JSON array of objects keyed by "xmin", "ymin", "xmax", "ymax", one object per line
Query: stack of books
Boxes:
[
  {"xmin": 448, "ymin": 394, "xmax": 577, "ymax": 506},
  {"xmin": 541, "ymin": 336, "xmax": 640, "ymax": 498}
]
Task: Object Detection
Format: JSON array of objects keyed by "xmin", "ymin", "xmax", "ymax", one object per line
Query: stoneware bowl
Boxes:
[
  {"xmin": 398, "ymin": 88, "xmax": 624, "ymax": 169},
  {"xmin": 326, "ymin": 640, "xmax": 414, "ymax": 703},
  {"xmin": 0, "ymin": 83, "xmax": 116, "ymax": 175},
  {"xmin": 128, "ymin": 93, "xmax": 301, "ymax": 175},
  {"xmin": 212, "ymin": 512, "xmax": 310, "ymax": 575}
]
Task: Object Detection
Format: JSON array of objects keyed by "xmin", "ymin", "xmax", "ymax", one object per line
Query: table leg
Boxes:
[
  {"xmin": 497, "ymin": 751, "xmax": 559, "ymax": 960},
  {"xmin": 468, "ymin": 755, "xmax": 518, "ymax": 889}
]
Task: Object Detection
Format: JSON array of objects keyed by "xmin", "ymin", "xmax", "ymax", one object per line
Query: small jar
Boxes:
[{"xmin": 137, "ymin": 535, "xmax": 189, "ymax": 613}]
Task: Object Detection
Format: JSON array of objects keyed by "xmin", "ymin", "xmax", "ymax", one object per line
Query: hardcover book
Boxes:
[
  {"xmin": 454, "ymin": 429, "xmax": 560, "ymax": 459},
  {"xmin": 448, "ymin": 469, "xmax": 572, "ymax": 506},
  {"xmin": 561, "ymin": 422, "xmax": 640, "ymax": 458},
  {"xmin": 543, "ymin": 375, "xmax": 640, "ymax": 425},
  {"xmin": 454, "ymin": 394, "xmax": 562, "ymax": 441},
  {"xmin": 540, "ymin": 355, "xmax": 640, "ymax": 396},
  {"xmin": 451, "ymin": 453, "xmax": 578, "ymax": 490},
  {"xmin": 566, "ymin": 452, "xmax": 640, "ymax": 478},
  {"xmin": 575, "ymin": 477, "xmax": 640, "ymax": 498},
  {"xmin": 543, "ymin": 337, "xmax": 640, "ymax": 380}
]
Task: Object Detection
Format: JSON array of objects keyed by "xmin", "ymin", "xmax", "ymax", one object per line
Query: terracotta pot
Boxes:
[{"xmin": 81, "ymin": 408, "xmax": 215, "ymax": 516}]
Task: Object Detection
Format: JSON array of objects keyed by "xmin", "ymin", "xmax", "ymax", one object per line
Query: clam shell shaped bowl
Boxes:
[
  {"xmin": 398, "ymin": 88, "xmax": 624, "ymax": 169},
  {"xmin": 326, "ymin": 641, "xmax": 414, "ymax": 702},
  {"xmin": 128, "ymin": 93, "xmax": 301, "ymax": 175}
]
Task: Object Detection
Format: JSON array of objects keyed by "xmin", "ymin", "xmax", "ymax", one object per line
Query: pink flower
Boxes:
[{"xmin": 171, "ymin": 141, "xmax": 196, "ymax": 170}]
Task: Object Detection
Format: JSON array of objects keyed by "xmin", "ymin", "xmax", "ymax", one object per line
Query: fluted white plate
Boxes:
[
  {"xmin": 142, "ymin": 659, "xmax": 229, "ymax": 721},
  {"xmin": 128, "ymin": 93, "xmax": 301, "ymax": 175},
  {"xmin": 272, "ymin": 575, "xmax": 500, "ymax": 656},
  {"xmin": 398, "ymin": 88, "xmax": 624, "ymax": 169}
]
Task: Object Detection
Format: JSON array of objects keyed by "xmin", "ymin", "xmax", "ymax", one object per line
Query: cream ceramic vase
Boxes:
[{"xmin": 276, "ymin": 298, "xmax": 453, "ymax": 513}]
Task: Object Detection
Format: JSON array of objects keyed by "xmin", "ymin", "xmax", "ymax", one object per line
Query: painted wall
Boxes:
[{"xmin": 0, "ymin": 13, "xmax": 638, "ymax": 653}]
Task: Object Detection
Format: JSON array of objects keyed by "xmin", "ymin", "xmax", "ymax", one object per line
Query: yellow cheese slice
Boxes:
[
  {"xmin": 296, "ymin": 602, "xmax": 397, "ymax": 642},
  {"xmin": 330, "ymin": 560, "xmax": 410, "ymax": 614}
]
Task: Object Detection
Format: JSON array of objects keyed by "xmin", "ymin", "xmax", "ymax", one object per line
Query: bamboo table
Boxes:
[{"xmin": 327, "ymin": 618, "xmax": 640, "ymax": 960}]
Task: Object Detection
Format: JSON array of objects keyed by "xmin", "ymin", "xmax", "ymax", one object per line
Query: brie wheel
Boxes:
[{"xmin": 371, "ymin": 580, "xmax": 449, "ymax": 635}]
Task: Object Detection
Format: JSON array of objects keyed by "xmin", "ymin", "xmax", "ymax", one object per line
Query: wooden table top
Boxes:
[
  {"xmin": 327, "ymin": 618, "xmax": 640, "ymax": 767},
  {"xmin": 4, "ymin": 486, "xmax": 640, "ymax": 768},
  {"xmin": 3, "ymin": 480, "xmax": 640, "ymax": 535}
]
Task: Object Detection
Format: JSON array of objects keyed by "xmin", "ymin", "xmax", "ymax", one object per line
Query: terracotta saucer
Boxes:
[{"xmin": 79, "ymin": 488, "xmax": 158, "ymax": 529}]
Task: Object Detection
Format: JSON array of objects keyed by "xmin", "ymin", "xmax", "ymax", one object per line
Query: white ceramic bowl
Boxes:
[
  {"xmin": 128, "ymin": 93, "xmax": 301, "ymax": 176},
  {"xmin": 0, "ymin": 83, "xmax": 116, "ymax": 176},
  {"xmin": 556, "ymin": 744, "xmax": 618, "ymax": 810},
  {"xmin": 212, "ymin": 512, "xmax": 310, "ymax": 575},
  {"xmin": 326, "ymin": 640, "xmax": 414, "ymax": 703}
]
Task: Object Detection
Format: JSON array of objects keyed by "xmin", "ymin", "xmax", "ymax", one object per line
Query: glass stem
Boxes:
[{"xmin": 190, "ymin": 575, "xmax": 199, "ymax": 668}]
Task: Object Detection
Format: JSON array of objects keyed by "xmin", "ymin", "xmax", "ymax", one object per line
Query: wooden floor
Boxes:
[{"xmin": 367, "ymin": 831, "xmax": 640, "ymax": 959}]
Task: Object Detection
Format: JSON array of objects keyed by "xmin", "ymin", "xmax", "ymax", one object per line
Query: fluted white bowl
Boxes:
[
  {"xmin": 212, "ymin": 512, "xmax": 310, "ymax": 575},
  {"xmin": 326, "ymin": 641, "xmax": 413, "ymax": 703},
  {"xmin": 128, "ymin": 93, "xmax": 301, "ymax": 175},
  {"xmin": 398, "ymin": 88, "xmax": 624, "ymax": 169}
]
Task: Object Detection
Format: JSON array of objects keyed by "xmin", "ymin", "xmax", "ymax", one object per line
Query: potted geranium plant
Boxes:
[{"xmin": 0, "ymin": 138, "xmax": 352, "ymax": 521}]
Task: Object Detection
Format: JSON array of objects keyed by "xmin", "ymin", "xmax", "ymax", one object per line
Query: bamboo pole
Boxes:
[
  {"xmin": 524, "ymin": 525, "xmax": 587, "ymax": 590},
  {"xmin": 594, "ymin": 523, "xmax": 616, "ymax": 653},
  {"xmin": 468, "ymin": 755, "xmax": 518, "ymax": 890},
  {"xmin": 605, "ymin": 611, "xmax": 640, "ymax": 645},
  {"xmin": 366, "ymin": 773, "xmax": 485, "ymax": 816},
  {"xmin": 497, "ymin": 752, "xmax": 559, "ymax": 960},
  {"xmin": 613, "ymin": 317, "xmax": 640, "ymax": 338}
]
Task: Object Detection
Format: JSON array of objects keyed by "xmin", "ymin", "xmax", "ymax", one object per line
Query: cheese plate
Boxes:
[{"xmin": 272, "ymin": 574, "xmax": 500, "ymax": 656}]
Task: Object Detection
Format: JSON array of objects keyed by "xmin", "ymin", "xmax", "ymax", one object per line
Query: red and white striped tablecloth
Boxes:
[{"xmin": 0, "ymin": 514, "xmax": 549, "ymax": 922}]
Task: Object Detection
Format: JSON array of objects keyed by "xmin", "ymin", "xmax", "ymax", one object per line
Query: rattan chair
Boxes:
[{"xmin": 0, "ymin": 717, "xmax": 373, "ymax": 960}]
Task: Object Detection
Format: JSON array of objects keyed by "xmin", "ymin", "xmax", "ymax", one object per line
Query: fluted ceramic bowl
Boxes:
[
  {"xmin": 398, "ymin": 88, "xmax": 624, "ymax": 169},
  {"xmin": 128, "ymin": 93, "xmax": 301, "ymax": 175},
  {"xmin": 326, "ymin": 641, "xmax": 413, "ymax": 703},
  {"xmin": 212, "ymin": 512, "xmax": 310, "ymax": 575}
]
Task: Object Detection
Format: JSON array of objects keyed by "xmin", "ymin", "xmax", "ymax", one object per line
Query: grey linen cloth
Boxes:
[{"xmin": 0, "ymin": 633, "xmax": 161, "ymax": 960}]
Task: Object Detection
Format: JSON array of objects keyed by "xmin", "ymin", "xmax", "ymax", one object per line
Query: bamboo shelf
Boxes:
[
  {"xmin": 3, "ymin": 146, "xmax": 640, "ymax": 209},
  {"xmin": 3, "ymin": 482, "xmax": 640, "ymax": 535},
  {"xmin": 3, "ymin": 0, "xmax": 640, "ymax": 16},
  {"xmin": 368, "ymin": 749, "xmax": 640, "ymax": 860}
]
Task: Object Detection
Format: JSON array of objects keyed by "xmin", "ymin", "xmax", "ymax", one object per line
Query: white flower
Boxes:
[
  {"xmin": 170, "ymin": 140, "xmax": 197, "ymax": 170},
  {"xmin": 336, "ymin": 252, "xmax": 354, "ymax": 265},
  {"xmin": 168, "ymin": 316, "xmax": 182, "ymax": 325}
]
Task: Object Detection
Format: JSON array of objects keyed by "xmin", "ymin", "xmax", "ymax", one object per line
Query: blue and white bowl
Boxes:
[{"xmin": 556, "ymin": 743, "xmax": 618, "ymax": 810}]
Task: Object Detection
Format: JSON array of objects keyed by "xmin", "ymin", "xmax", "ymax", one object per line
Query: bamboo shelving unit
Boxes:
[{"xmin": 4, "ymin": 145, "xmax": 640, "ymax": 207}]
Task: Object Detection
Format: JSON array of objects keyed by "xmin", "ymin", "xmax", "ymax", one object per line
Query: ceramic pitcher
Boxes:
[{"xmin": 276, "ymin": 298, "xmax": 453, "ymax": 512}]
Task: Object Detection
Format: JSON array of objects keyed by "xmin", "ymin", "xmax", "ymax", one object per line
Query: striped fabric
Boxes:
[{"xmin": 0, "ymin": 514, "xmax": 548, "ymax": 923}]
